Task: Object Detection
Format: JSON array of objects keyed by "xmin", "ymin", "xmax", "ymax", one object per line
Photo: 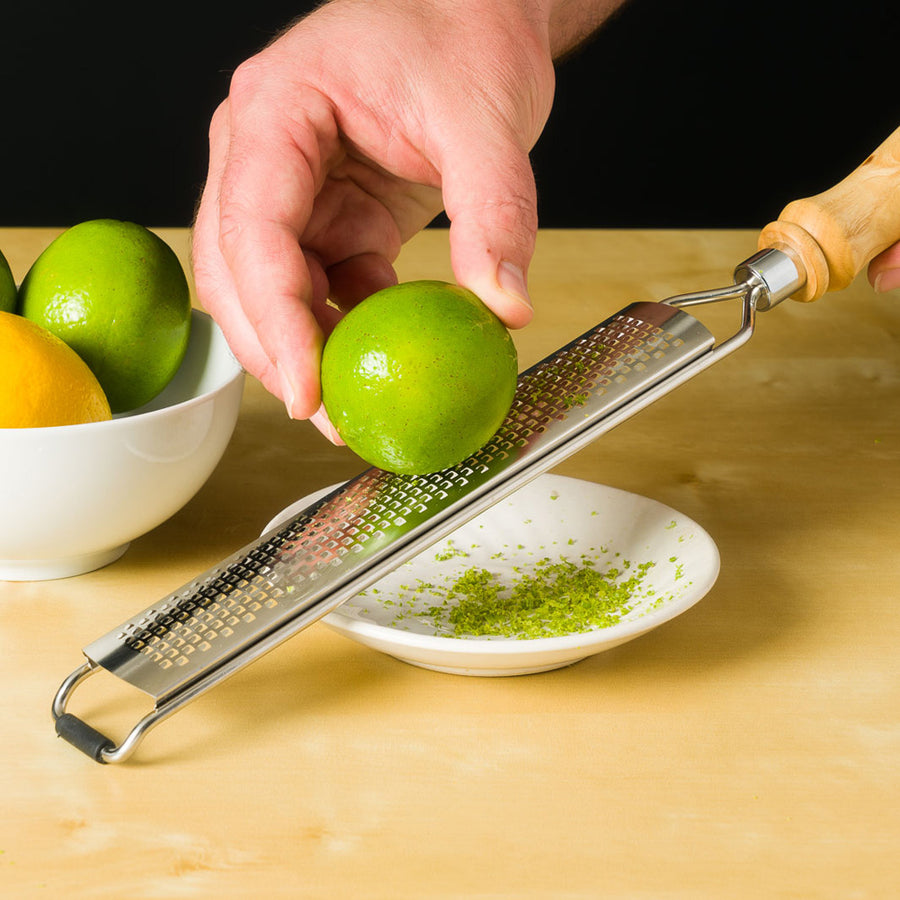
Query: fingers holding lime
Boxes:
[{"xmin": 321, "ymin": 280, "xmax": 519, "ymax": 475}]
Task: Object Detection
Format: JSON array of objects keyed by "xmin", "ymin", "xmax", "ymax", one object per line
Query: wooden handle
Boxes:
[{"xmin": 758, "ymin": 125, "xmax": 900, "ymax": 302}]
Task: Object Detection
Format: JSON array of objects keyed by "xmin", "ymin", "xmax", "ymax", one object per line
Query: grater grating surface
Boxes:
[{"xmin": 82, "ymin": 301, "xmax": 714, "ymax": 705}]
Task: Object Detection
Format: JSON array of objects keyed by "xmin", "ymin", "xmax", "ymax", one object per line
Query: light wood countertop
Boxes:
[{"xmin": 1, "ymin": 227, "xmax": 898, "ymax": 898}]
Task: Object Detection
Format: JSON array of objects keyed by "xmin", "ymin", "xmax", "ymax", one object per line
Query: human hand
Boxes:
[
  {"xmin": 868, "ymin": 243, "xmax": 900, "ymax": 293},
  {"xmin": 193, "ymin": 0, "xmax": 577, "ymax": 438}
]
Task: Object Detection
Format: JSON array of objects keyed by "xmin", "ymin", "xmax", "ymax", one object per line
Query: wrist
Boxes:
[{"xmin": 533, "ymin": 0, "xmax": 628, "ymax": 57}]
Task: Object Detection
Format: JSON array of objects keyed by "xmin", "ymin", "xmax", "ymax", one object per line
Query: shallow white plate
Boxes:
[{"xmin": 264, "ymin": 474, "xmax": 719, "ymax": 676}]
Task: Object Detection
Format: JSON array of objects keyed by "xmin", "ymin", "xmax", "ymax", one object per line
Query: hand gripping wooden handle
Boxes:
[{"xmin": 758, "ymin": 125, "xmax": 900, "ymax": 302}]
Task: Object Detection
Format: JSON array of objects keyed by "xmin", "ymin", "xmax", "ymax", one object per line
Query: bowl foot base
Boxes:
[{"xmin": 0, "ymin": 544, "xmax": 130, "ymax": 582}]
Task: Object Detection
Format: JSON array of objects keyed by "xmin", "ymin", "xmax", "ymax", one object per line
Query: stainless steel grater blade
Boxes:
[{"xmin": 52, "ymin": 248, "xmax": 802, "ymax": 763}]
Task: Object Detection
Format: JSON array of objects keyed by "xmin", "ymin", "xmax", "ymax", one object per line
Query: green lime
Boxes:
[
  {"xmin": 321, "ymin": 280, "xmax": 518, "ymax": 474},
  {"xmin": 18, "ymin": 219, "xmax": 191, "ymax": 413},
  {"xmin": 0, "ymin": 247, "xmax": 15, "ymax": 313}
]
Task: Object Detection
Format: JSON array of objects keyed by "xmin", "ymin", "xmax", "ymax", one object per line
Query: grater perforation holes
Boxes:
[{"xmin": 84, "ymin": 303, "xmax": 717, "ymax": 699}]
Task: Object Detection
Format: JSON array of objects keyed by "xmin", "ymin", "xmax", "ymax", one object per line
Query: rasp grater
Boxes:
[
  {"xmin": 51, "ymin": 250, "xmax": 786, "ymax": 764},
  {"xmin": 53, "ymin": 125, "xmax": 900, "ymax": 763}
]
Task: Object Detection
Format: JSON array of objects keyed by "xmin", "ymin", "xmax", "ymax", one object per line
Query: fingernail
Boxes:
[
  {"xmin": 874, "ymin": 269, "xmax": 900, "ymax": 293},
  {"xmin": 277, "ymin": 362, "xmax": 297, "ymax": 419},
  {"xmin": 310, "ymin": 404, "xmax": 345, "ymax": 446},
  {"xmin": 497, "ymin": 260, "xmax": 532, "ymax": 310}
]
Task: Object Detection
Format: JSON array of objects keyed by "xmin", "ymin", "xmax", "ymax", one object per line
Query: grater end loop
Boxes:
[{"xmin": 55, "ymin": 714, "xmax": 114, "ymax": 764}]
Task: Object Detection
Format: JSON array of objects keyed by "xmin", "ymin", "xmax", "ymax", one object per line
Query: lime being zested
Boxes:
[
  {"xmin": 321, "ymin": 280, "xmax": 518, "ymax": 474},
  {"xmin": 18, "ymin": 219, "xmax": 191, "ymax": 413}
]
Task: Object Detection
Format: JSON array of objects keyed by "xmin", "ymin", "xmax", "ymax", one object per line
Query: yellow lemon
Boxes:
[
  {"xmin": 0, "ymin": 248, "xmax": 15, "ymax": 313},
  {"xmin": 0, "ymin": 311, "xmax": 111, "ymax": 428},
  {"xmin": 321, "ymin": 280, "xmax": 518, "ymax": 474},
  {"xmin": 18, "ymin": 219, "xmax": 191, "ymax": 413}
]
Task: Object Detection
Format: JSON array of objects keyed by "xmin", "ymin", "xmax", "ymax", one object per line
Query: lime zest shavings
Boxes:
[
  {"xmin": 433, "ymin": 541, "xmax": 469, "ymax": 562},
  {"xmin": 440, "ymin": 556, "xmax": 657, "ymax": 638},
  {"xmin": 372, "ymin": 543, "xmax": 678, "ymax": 640}
]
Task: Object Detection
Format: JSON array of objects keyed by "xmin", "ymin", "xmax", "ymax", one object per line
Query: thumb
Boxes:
[{"xmin": 441, "ymin": 135, "xmax": 538, "ymax": 329}]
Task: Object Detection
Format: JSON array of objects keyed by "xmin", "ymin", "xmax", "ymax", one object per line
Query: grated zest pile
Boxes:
[{"xmin": 432, "ymin": 557, "xmax": 656, "ymax": 638}]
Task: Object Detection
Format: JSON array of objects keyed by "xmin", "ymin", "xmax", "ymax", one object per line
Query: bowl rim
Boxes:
[{"xmin": 0, "ymin": 309, "xmax": 243, "ymax": 436}]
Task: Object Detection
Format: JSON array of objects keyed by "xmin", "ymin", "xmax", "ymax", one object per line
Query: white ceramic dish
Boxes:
[
  {"xmin": 0, "ymin": 310, "xmax": 244, "ymax": 581},
  {"xmin": 264, "ymin": 474, "xmax": 720, "ymax": 676}
]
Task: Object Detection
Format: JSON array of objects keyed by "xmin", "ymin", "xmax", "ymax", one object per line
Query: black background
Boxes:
[{"xmin": 2, "ymin": 0, "xmax": 897, "ymax": 229}]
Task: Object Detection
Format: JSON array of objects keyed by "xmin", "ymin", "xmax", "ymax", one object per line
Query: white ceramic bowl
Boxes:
[
  {"xmin": 0, "ymin": 310, "xmax": 244, "ymax": 581},
  {"xmin": 265, "ymin": 474, "xmax": 720, "ymax": 676}
]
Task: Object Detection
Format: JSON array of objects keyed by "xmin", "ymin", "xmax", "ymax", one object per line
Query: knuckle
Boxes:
[
  {"xmin": 479, "ymin": 192, "xmax": 538, "ymax": 249},
  {"xmin": 227, "ymin": 56, "xmax": 268, "ymax": 106}
]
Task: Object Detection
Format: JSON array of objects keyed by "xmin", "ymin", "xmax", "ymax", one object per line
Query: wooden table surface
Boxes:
[{"xmin": 1, "ymin": 227, "xmax": 898, "ymax": 899}]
